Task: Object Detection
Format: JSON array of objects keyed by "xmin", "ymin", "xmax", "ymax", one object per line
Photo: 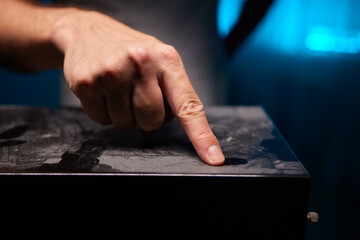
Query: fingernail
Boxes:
[{"xmin": 207, "ymin": 145, "xmax": 225, "ymax": 165}]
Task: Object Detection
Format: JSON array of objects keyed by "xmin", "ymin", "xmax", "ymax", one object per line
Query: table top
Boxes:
[{"xmin": 0, "ymin": 105, "xmax": 308, "ymax": 177}]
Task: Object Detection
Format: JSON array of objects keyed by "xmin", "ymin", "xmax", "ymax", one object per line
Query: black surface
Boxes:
[
  {"xmin": 0, "ymin": 105, "xmax": 308, "ymax": 176},
  {"xmin": 0, "ymin": 106, "xmax": 310, "ymax": 239}
]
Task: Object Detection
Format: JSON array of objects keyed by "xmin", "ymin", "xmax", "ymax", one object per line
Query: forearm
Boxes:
[{"xmin": 0, "ymin": 0, "xmax": 76, "ymax": 72}]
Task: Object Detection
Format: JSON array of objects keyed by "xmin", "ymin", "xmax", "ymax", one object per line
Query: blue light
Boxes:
[
  {"xmin": 333, "ymin": 36, "xmax": 347, "ymax": 53},
  {"xmin": 231, "ymin": 0, "xmax": 360, "ymax": 55},
  {"xmin": 306, "ymin": 34, "xmax": 336, "ymax": 52},
  {"xmin": 306, "ymin": 28, "xmax": 360, "ymax": 54},
  {"xmin": 217, "ymin": 0, "xmax": 245, "ymax": 38}
]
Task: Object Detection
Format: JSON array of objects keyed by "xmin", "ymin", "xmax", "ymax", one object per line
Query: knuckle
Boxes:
[
  {"xmin": 100, "ymin": 56, "xmax": 123, "ymax": 74},
  {"xmin": 70, "ymin": 69, "xmax": 96, "ymax": 93},
  {"xmin": 159, "ymin": 44, "xmax": 181, "ymax": 64},
  {"xmin": 128, "ymin": 45, "xmax": 152, "ymax": 66},
  {"xmin": 176, "ymin": 98, "xmax": 205, "ymax": 123},
  {"xmin": 73, "ymin": 78, "xmax": 95, "ymax": 93}
]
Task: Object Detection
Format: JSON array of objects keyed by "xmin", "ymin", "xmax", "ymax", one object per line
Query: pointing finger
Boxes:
[{"xmin": 158, "ymin": 45, "xmax": 225, "ymax": 165}]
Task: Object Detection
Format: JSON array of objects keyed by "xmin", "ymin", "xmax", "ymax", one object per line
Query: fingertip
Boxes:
[{"xmin": 204, "ymin": 145, "xmax": 225, "ymax": 166}]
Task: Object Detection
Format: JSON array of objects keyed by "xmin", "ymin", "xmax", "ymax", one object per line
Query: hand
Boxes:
[{"xmin": 51, "ymin": 10, "xmax": 225, "ymax": 165}]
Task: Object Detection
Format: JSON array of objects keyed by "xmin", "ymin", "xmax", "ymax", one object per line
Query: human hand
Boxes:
[{"xmin": 51, "ymin": 10, "xmax": 225, "ymax": 165}]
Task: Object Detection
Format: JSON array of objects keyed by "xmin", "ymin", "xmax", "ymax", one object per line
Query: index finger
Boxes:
[{"xmin": 158, "ymin": 46, "xmax": 225, "ymax": 166}]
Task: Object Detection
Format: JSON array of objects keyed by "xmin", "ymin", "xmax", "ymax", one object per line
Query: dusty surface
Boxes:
[{"xmin": 0, "ymin": 106, "xmax": 308, "ymax": 176}]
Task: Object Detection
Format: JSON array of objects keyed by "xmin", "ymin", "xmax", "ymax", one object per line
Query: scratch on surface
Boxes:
[{"xmin": 226, "ymin": 136, "xmax": 233, "ymax": 142}]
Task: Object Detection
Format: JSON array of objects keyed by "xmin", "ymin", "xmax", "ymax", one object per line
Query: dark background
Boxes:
[{"xmin": 1, "ymin": 0, "xmax": 359, "ymax": 239}]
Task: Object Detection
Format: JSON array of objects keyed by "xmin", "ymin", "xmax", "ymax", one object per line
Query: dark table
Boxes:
[{"xmin": 0, "ymin": 106, "xmax": 310, "ymax": 239}]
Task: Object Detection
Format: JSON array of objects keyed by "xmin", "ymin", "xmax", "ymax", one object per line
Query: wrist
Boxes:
[
  {"xmin": 0, "ymin": 0, "xmax": 73, "ymax": 71},
  {"xmin": 47, "ymin": 7, "xmax": 82, "ymax": 54}
]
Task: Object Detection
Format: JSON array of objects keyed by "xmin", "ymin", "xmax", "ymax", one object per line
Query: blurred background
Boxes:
[
  {"xmin": 1, "ymin": 0, "xmax": 359, "ymax": 239},
  {"xmin": 222, "ymin": 0, "xmax": 360, "ymax": 239}
]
